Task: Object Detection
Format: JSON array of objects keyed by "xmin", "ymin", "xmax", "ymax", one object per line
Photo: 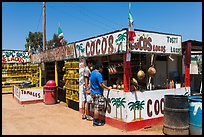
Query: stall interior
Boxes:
[
  {"xmin": 131, "ymin": 53, "xmax": 147, "ymax": 91},
  {"xmin": 57, "ymin": 61, "xmax": 66, "ymax": 103},
  {"xmin": 88, "ymin": 54, "xmax": 124, "ymax": 90},
  {"xmin": 81, "ymin": 52, "xmax": 178, "ymax": 94},
  {"xmin": 2, "ymin": 63, "xmax": 40, "ymax": 89},
  {"xmin": 45, "ymin": 62, "xmax": 55, "ymax": 82}
]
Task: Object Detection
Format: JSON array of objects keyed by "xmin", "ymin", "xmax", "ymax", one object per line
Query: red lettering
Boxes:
[
  {"xmin": 90, "ymin": 41, "xmax": 95, "ymax": 56},
  {"xmin": 147, "ymin": 37, "xmax": 152, "ymax": 51},
  {"xmin": 143, "ymin": 38, "xmax": 148, "ymax": 51},
  {"xmin": 2, "ymin": 57, "xmax": 7, "ymax": 63},
  {"xmin": 86, "ymin": 42, "xmax": 90, "ymax": 57},
  {"xmin": 108, "ymin": 35, "xmax": 114, "ymax": 54},
  {"xmin": 101, "ymin": 37, "xmax": 107, "ymax": 54},
  {"xmin": 96, "ymin": 39, "xmax": 100, "ymax": 55}
]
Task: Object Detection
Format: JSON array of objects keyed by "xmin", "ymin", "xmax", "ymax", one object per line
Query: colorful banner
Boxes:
[
  {"xmin": 2, "ymin": 50, "xmax": 31, "ymax": 63},
  {"xmin": 31, "ymin": 44, "xmax": 75, "ymax": 63}
]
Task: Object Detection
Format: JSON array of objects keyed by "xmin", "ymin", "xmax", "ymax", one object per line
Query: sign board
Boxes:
[
  {"xmin": 13, "ymin": 86, "xmax": 44, "ymax": 104},
  {"xmin": 103, "ymin": 87, "xmax": 189, "ymax": 122},
  {"xmin": 2, "ymin": 50, "xmax": 31, "ymax": 63},
  {"xmin": 31, "ymin": 44, "xmax": 75, "ymax": 63},
  {"xmin": 130, "ymin": 31, "xmax": 182, "ymax": 55},
  {"xmin": 75, "ymin": 30, "xmax": 127, "ymax": 58}
]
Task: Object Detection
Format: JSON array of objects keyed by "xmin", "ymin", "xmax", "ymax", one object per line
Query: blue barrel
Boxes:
[{"xmin": 188, "ymin": 95, "xmax": 202, "ymax": 135}]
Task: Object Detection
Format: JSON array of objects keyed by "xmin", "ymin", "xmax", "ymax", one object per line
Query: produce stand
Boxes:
[
  {"xmin": 63, "ymin": 59, "xmax": 80, "ymax": 110},
  {"xmin": 74, "ymin": 28, "xmax": 190, "ymax": 131},
  {"xmin": 31, "ymin": 44, "xmax": 77, "ymax": 107},
  {"xmin": 2, "ymin": 50, "xmax": 43, "ymax": 104},
  {"xmin": 30, "ymin": 28, "xmax": 191, "ymax": 131}
]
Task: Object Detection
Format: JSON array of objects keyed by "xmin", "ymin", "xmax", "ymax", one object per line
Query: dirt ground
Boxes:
[{"xmin": 2, "ymin": 92, "xmax": 164, "ymax": 135}]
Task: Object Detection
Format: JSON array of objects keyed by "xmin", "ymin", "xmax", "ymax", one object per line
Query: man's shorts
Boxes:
[
  {"xmin": 82, "ymin": 87, "xmax": 92, "ymax": 103},
  {"xmin": 91, "ymin": 94, "xmax": 105, "ymax": 111}
]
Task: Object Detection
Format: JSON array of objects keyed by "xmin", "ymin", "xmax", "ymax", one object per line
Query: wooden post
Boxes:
[{"xmin": 42, "ymin": 2, "xmax": 46, "ymax": 86}]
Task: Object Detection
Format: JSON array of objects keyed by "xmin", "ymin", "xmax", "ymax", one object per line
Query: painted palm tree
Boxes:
[
  {"xmin": 128, "ymin": 101, "xmax": 139, "ymax": 120},
  {"xmin": 111, "ymin": 97, "xmax": 126, "ymax": 120},
  {"xmin": 111, "ymin": 97, "xmax": 120, "ymax": 119},
  {"xmin": 4, "ymin": 51, "xmax": 13, "ymax": 57},
  {"xmin": 76, "ymin": 43, "xmax": 85, "ymax": 58},
  {"xmin": 137, "ymin": 100, "xmax": 145, "ymax": 120},
  {"xmin": 75, "ymin": 44, "xmax": 81, "ymax": 57},
  {"xmin": 115, "ymin": 32, "xmax": 127, "ymax": 52},
  {"xmin": 118, "ymin": 98, "xmax": 126, "ymax": 120}
]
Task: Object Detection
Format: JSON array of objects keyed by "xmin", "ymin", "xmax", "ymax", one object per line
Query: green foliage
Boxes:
[
  {"xmin": 25, "ymin": 32, "xmax": 43, "ymax": 53},
  {"xmin": 25, "ymin": 32, "xmax": 68, "ymax": 53},
  {"xmin": 128, "ymin": 101, "xmax": 139, "ymax": 111}
]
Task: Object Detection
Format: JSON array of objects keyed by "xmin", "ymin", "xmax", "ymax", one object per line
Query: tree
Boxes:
[
  {"xmin": 25, "ymin": 32, "xmax": 68, "ymax": 52},
  {"xmin": 47, "ymin": 33, "xmax": 68, "ymax": 50},
  {"xmin": 25, "ymin": 32, "xmax": 43, "ymax": 53}
]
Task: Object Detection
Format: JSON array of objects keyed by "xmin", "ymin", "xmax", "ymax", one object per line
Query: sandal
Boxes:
[
  {"xmin": 86, "ymin": 116, "xmax": 93, "ymax": 121},
  {"xmin": 82, "ymin": 115, "xmax": 87, "ymax": 120}
]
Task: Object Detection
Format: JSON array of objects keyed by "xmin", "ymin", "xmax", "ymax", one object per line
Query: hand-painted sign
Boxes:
[
  {"xmin": 102, "ymin": 87, "xmax": 189, "ymax": 122},
  {"xmin": 130, "ymin": 31, "xmax": 182, "ymax": 55},
  {"xmin": 31, "ymin": 44, "xmax": 75, "ymax": 63},
  {"xmin": 2, "ymin": 50, "xmax": 31, "ymax": 63},
  {"xmin": 75, "ymin": 30, "xmax": 127, "ymax": 58},
  {"xmin": 13, "ymin": 86, "xmax": 43, "ymax": 103}
]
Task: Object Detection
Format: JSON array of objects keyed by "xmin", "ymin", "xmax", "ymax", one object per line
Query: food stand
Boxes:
[
  {"xmin": 31, "ymin": 44, "xmax": 78, "ymax": 109},
  {"xmin": 74, "ymin": 28, "xmax": 190, "ymax": 131},
  {"xmin": 30, "ymin": 28, "xmax": 190, "ymax": 131},
  {"xmin": 2, "ymin": 50, "xmax": 43, "ymax": 104}
]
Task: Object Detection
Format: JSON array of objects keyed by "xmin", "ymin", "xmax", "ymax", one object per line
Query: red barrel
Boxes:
[{"xmin": 43, "ymin": 80, "xmax": 57, "ymax": 105}]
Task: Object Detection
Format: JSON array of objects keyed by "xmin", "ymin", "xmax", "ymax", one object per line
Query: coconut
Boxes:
[
  {"xmin": 113, "ymin": 84, "xmax": 117, "ymax": 89},
  {"xmin": 131, "ymin": 78, "xmax": 138, "ymax": 86},
  {"xmin": 121, "ymin": 84, "xmax": 124, "ymax": 89},
  {"xmin": 137, "ymin": 70, "xmax": 145, "ymax": 80},
  {"xmin": 148, "ymin": 66, "xmax": 156, "ymax": 77}
]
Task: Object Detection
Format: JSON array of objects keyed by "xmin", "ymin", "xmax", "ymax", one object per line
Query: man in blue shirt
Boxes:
[{"xmin": 90, "ymin": 63, "xmax": 112, "ymax": 126}]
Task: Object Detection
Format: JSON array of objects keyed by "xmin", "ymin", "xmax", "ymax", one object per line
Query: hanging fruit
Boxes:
[
  {"xmin": 137, "ymin": 70, "xmax": 145, "ymax": 80},
  {"xmin": 148, "ymin": 66, "xmax": 156, "ymax": 77}
]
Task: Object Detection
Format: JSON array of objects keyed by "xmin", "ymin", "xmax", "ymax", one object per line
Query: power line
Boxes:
[
  {"xmin": 47, "ymin": 4, "xmax": 113, "ymax": 38},
  {"xmin": 74, "ymin": 2, "xmax": 124, "ymax": 29},
  {"xmin": 66, "ymin": 3, "xmax": 117, "ymax": 31},
  {"xmin": 48, "ymin": 3, "xmax": 118, "ymax": 32}
]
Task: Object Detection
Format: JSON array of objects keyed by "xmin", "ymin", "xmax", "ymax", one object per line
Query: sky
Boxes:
[{"xmin": 2, "ymin": 2, "xmax": 202, "ymax": 50}]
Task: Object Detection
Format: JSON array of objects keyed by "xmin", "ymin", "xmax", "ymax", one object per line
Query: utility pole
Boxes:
[
  {"xmin": 42, "ymin": 2, "xmax": 46, "ymax": 85},
  {"xmin": 43, "ymin": 2, "xmax": 46, "ymax": 51}
]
